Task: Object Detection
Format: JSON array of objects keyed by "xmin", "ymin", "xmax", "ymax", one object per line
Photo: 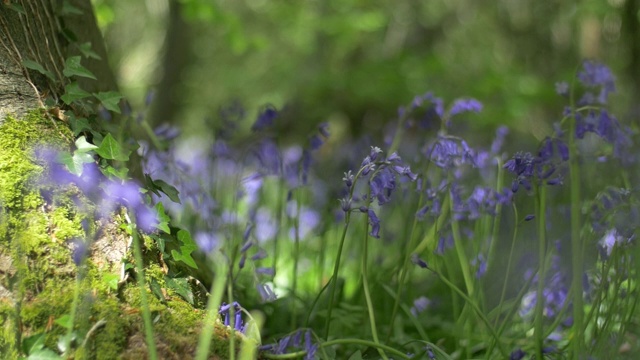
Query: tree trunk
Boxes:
[{"xmin": 0, "ymin": 2, "xmax": 237, "ymax": 359}]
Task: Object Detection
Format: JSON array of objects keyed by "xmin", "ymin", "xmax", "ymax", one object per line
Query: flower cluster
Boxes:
[{"xmin": 340, "ymin": 146, "xmax": 417, "ymax": 238}]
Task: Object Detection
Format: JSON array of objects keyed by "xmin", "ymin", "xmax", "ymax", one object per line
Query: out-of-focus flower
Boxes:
[
  {"xmin": 449, "ymin": 98, "xmax": 483, "ymax": 117},
  {"xmin": 410, "ymin": 296, "xmax": 431, "ymax": 317},
  {"xmin": 252, "ymin": 106, "xmax": 278, "ymax": 132}
]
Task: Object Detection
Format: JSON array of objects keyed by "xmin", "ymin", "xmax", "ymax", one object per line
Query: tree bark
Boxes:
[{"xmin": 0, "ymin": 0, "xmax": 117, "ymax": 121}]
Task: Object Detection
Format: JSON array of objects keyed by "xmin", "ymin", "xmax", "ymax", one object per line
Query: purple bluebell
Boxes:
[
  {"xmin": 257, "ymin": 283, "xmax": 277, "ymax": 302},
  {"xmin": 510, "ymin": 349, "xmax": 526, "ymax": 360},
  {"xmin": 367, "ymin": 208, "xmax": 381, "ymax": 238},
  {"xmin": 256, "ymin": 267, "xmax": 275, "ymax": 276},
  {"xmin": 70, "ymin": 238, "xmax": 88, "ymax": 266},
  {"xmin": 577, "ymin": 60, "xmax": 616, "ymax": 104},
  {"xmin": 449, "ymin": 98, "xmax": 483, "ymax": 116},
  {"xmin": 411, "ymin": 254, "xmax": 428, "ymax": 269},
  {"xmin": 304, "ymin": 331, "xmax": 317, "ymax": 360},
  {"xmin": 410, "ymin": 296, "xmax": 430, "ymax": 317},
  {"xmin": 252, "ymin": 106, "xmax": 278, "ymax": 132}
]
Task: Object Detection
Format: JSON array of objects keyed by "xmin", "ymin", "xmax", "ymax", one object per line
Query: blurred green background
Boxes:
[{"xmin": 92, "ymin": 0, "xmax": 639, "ymax": 142}]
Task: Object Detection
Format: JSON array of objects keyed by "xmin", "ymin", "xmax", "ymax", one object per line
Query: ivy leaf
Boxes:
[
  {"xmin": 74, "ymin": 136, "xmax": 98, "ymax": 153},
  {"xmin": 165, "ymin": 277, "xmax": 194, "ymax": 304},
  {"xmin": 22, "ymin": 59, "xmax": 55, "ymax": 81},
  {"xmin": 77, "ymin": 42, "xmax": 101, "ymax": 60},
  {"xmin": 61, "ymin": 82, "xmax": 91, "ymax": 104},
  {"xmin": 171, "ymin": 230, "xmax": 198, "ymax": 269},
  {"xmin": 153, "ymin": 202, "xmax": 171, "ymax": 234},
  {"xmin": 102, "ymin": 165, "xmax": 129, "ymax": 180},
  {"xmin": 95, "ymin": 133, "xmax": 130, "ymax": 161},
  {"xmin": 58, "ymin": 151, "xmax": 93, "ymax": 176},
  {"xmin": 63, "ymin": 56, "xmax": 96, "ymax": 80},
  {"xmin": 154, "ymin": 179, "xmax": 181, "ymax": 204},
  {"xmin": 68, "ymin": 115, "xmax": 91, "ymax": 136},
  {"xmin": 94, "ymin": 91, "xmax": 123, "ymax": 113}
]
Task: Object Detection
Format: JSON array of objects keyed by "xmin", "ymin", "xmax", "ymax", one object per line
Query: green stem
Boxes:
[
  {"xmin": 323, "ymin": 210, "xmax": 351, "ymax": 339},
  {"xmin": 533, "ymin": 184, "xmax": 547, "ymax": 360},
  {"xmin": 434, "ymin": 270, "xmax": 509, "ymax": 358},
  {"xmin": 130, "ymin": 212, "xmax": 158, "ymax": 360},
  {"xmin": 291, "ymin": 189, "xmax": 301, "ymax": 329},
  {"xmin": 361, "ymin": 209, "xmax": 388, "ymax": 360},
  {"xmin": 195, "ymin": 254, "xmax": 230, "ymax": 360},
  {"xmin": 386, "ymin": 188, "xmax": 424, "ymax": 342}
]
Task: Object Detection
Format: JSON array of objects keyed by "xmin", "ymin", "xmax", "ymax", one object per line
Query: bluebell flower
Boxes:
[
  {"xmin": 304, "ymin": 330, "xmax": 317, "ymax": 360},
  {"xmin": 410, "ymin": 296, "xmax": 430, "ymax": 317},
  {"xmin": 70, "ymin": 238, "xmax": 88, "ymax": 266},
  {"xmin": 510, "ymin": 349, "xmax": 526, "ymax": 360},
  {"xmin": 219, "ymin": 302, "xmax": 244, "ymax": 332},
  {"xmin": 251, "ymin": 106, "xmax": 278, "ymax": 131},
  {"xmin": 257, "ymin": 283, "xmax": 277, "ymax": 302},
  {"xmin": 411, "ymin": 254, "xmax": 428, "ymax": 268},
  {"xmin": 555, "ymin": 82, "xmax": 569, "ymax": 96},
  {"xmin": 449, "ymin": 98, "xmax": 483, "ymax": 117},
  {"xmin": 577, "ymin": 60, "xmax": 616, "ymax": 104},
  {"xmin": 367, "ymin": 208, "xmax": 381, "ymax": 238}
]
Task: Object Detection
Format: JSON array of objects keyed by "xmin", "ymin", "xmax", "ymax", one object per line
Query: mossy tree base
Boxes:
[{"xmin": 0, "ymin": 111, "xmax": 243, "ymax": 359}]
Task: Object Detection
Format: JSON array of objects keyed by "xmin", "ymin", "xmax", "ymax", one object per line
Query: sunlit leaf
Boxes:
[
  {"xmin": 154, "ymin": 202, "xmax": 171, "ymax": 234},
  {"xmin": 74, "ymin": 135, "xmax": 98, "ymax": 153},
  {"xmin": 95, "ymin": 133, "xmax": 130, "ymax": 161},
  {"xmin": 171, "ymin": 230, "xmax": 198, "ymax": 269}
]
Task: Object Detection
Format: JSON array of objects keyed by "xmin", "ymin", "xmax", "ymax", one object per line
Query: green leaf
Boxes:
[
  {"xmin": 61, "ymin": 82, "xmax": 91, "ymax": 104},
  {"xmin": 93, "ymin": 91, "xmax": 123, "ymax": 113},
  {"xmin": 171, "ymin": 230, "xmax": 198, "ymax": 269},
  {"xmin": 22, "ymin": 333, "xmax": 45, "ymax": 355},
  {"xmin": 63, "ymin": 56, "xmax": 96, "ymax": 80},
  {"xmin": 150, "ymin": 279, "xmax": 166, "ymax": 302},
  {"xmin": 95, "ymin": 133, "xmax": 130, "ymax": 161},
  {"xmin": 22, "ymin": 59, "xmax": 55, "ymax": 81},
  {"xmin": 68, "ymin": 115, "xmax": 91, "ymax": 136},
  {"xmin": 153, "ymin": 202, "xmax": 171, "ymax": 234},
  {"xmin": 77, "ymin": 42, "xmax": 101, "ymax": 60},
  {"xmin": 347, "ymin": 351, "xmax": 363, "ymax": 360},
  {"xmin": 27, "ymin": 349, "xmax": 62, "ymax": 360},
  {"xmin": 74, "ymin": 136, "xmax": 98, "ymax": 153},
  {"xmin": 102, "ymin": 273, "xmax": 119, "ymax": 291},
  {"xmin": 165, "ymin": 277, "xmax": 194, "ymax": 304},
  {"xmin": 154, "ymin": 179, "xmax": 181, "ymax": 204},
  {"xmin": 103, "ymin": 165, "xmax": 129, "ymax": 180},
  {"xmin": 57, "ymin": 151, "xmax": 93, "ymax": 176},
  {"xmin": 54, "ymin": 314, "xmax": 72, "ymax": 329}
]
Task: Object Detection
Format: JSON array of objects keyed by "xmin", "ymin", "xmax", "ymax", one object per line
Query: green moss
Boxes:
[{"xmin": 0, "ymin": 111, "xmax": 241, "ymax": 359}]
